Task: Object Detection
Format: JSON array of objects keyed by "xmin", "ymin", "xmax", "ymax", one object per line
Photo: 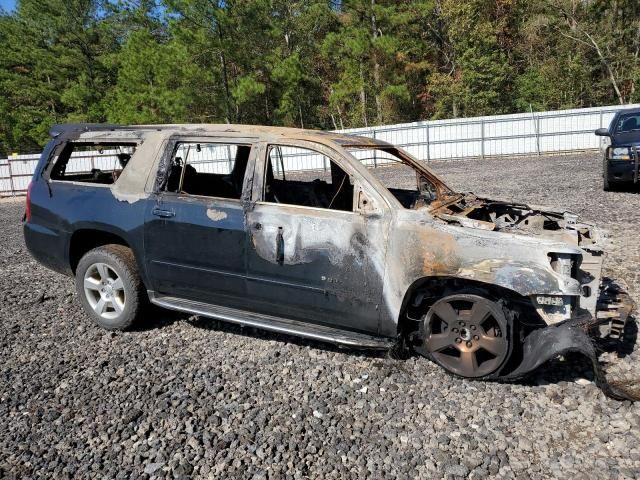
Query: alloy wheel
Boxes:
[
  {"xmin": 424, "ymin": 295, "xmax": 509, "ymax": 378},
  {"xmin": 83, "ymin": 262, "xmax": 126, "ymax": 320}
]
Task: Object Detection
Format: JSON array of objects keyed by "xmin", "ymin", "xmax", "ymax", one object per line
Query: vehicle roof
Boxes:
[
  {"xmin": 50, "ymin": 123, "xmax": 393, "ymax": 148},
  {"xmin": 613, "ymin": 107, "xmax": 640, "ymax": 117}
]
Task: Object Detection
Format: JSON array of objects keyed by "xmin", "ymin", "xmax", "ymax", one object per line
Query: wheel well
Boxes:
[
  {"xmin": 69, "ymin": 229, "xmax": 130, "ymax": 273},
  {"xmin": 397, "ymin": 276, "xmax": 541, "ymax": 338}
]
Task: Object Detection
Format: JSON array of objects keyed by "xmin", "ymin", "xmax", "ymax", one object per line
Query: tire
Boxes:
[
  {"xmin": 75, "ymin": 244, "xmax": 146, "ymax": 330},
  {"xmin": 603, "ymin": 158, "xmax": 612, "ymax": 191},
  {"xmin": 417, "ymin": 294, "xmax": 513, "ymax": 379}
]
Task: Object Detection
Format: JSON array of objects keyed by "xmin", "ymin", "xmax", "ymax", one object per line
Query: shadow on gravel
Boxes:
[
  {"xmin": 594, "ymin": 316, "xmax": 638, "ymax": 359},
  {"xmin": 130, "ymin": 306, "xmax": 184, "ymax": 332},
  {"xmin": 134, "ymin": 307, "xmax": 638, "ymax": 394},
  {"xmin": 186, "ymin": 315, "xmax": 389, "ymax": 360},
  {"xmin": 607, "ymin": 184, "xmax": 640, "ymax": 194}
]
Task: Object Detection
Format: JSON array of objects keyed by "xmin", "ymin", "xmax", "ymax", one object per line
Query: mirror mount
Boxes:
[
  {"xmin": 595, "ymin": 128, "xmax": 610, "ymax": 137},
  {"xmin": 356, "ymin": 189, "xmax": 382, "ymax": 218}
]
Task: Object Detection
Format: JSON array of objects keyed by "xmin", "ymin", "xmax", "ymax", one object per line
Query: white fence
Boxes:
[{"xmin": 1, "ymin": 103, "xmax": 635, "ymax": 196}]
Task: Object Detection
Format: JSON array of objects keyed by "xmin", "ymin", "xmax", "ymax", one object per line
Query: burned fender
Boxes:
[{"xmin": 455, "ymin": 258, "xmax": 581, "ymax": 297}]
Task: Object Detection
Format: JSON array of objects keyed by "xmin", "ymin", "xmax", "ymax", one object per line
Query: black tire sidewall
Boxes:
[
  {"xmin": 603, "ymin": 158, "xmax": 611, "ymax": 191},
  {"xmin": 75, "ymin": 246, "xmax": 141, "ymax": 330}
]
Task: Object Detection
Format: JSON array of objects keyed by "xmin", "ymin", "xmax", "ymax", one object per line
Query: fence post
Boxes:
[
  {"xmin": 8, "ymin": 159, "xmax": 15, "ymax": 196},
  {"xmin": 226, "ymin": 145, "xmax": 233, "ymax": 172},
  {"xmin": 425, "ymin": 123, "xmax": 430, "ymax": 163},
  {"xmin": 599, "ymin": 107, "xmax": 604, "ymax": 128},
  {"xmin": 535, "ymin": 115, "xmax": 541, "ymax": 156},
  {"xmin": 480, "ymin": 120, "xmax": 485, "ymax": 159},
  {"xmin": 372, "ymin": 129, "xmax": 378, "ymax": 168}
]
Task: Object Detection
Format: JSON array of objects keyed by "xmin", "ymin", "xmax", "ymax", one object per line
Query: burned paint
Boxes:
[{"xmin": 206, "ymin": 209, "xmax": 228, "ymax": 221}]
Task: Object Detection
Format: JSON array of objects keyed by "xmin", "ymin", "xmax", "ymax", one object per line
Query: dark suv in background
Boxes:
[{"xmin": 595, "ymin": 107, "xmax": 640, "ymax": 191}]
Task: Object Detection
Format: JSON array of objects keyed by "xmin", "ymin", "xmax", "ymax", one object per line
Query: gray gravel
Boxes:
[{"xmin": 1, "ymin": 152, "xmax": 640, "ymax": 479}]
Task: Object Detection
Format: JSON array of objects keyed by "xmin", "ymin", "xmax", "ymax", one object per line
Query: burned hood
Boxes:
[{"xmin": 428, "ymin": 193, "xmax": 603, "ymax": 252}]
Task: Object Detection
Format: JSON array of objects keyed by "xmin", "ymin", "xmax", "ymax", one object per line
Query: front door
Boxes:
[
  {"xmin": 245, "ymin": 141, "xmax": 390, "ymax": 334},
  {"xmin": 143, "ymin": 139, "xmax": 254, "ymax": 307}
]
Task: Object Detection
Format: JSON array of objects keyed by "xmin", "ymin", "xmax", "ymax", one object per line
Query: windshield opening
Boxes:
[{"xmin": 344, "ymin": 145, "xmax": 453, "ymax": 208}]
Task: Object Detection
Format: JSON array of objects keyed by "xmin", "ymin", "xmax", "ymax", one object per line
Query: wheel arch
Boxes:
[
  {"xmin": 68, "ymin": 227, "xmax": 133, "ymax": 274},
  {"xmin": 396, "ymin": 275, "xmax": 540, "ymax": 338}
]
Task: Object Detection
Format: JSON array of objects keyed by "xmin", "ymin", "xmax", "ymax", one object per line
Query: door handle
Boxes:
[
  {"xmin": 276, "ymin": 226, "xmax": 284, "ymax": 265},
  {"xmin": 152, "ymin": 206, "xmax": 175, "ymax": 218}
]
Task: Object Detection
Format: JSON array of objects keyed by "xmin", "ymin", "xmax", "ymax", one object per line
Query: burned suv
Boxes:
[{"xmin": 24, "ymin": 124, "xmax": 632, "ymax": 397}]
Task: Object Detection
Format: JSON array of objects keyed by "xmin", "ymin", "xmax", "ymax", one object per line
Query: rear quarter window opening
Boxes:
[{"xmin": 50, "ymin": 142, "xmax": 137, "ymax": 185}]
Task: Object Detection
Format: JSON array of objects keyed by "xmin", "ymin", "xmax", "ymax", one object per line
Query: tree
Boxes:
[
  {"xmin": 423, "ymin": 0, "xmax": 519, "ymax": 118},
  {"xmin": 1, "ymin": 0, "xmax": 639, "ymax": 154}
]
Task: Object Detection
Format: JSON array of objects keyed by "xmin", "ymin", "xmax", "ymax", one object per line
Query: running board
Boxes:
[{"xmin": 149, "ymin": 292, "xmax": 394, "ymax": 349}]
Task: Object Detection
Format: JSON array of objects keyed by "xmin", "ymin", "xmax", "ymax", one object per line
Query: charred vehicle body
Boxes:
[
  {"xmin": 596, "ymin": 107, "xmax": 640, "ymax": 191},
  {"xmin": 24, "ymin": 124, "xmax": 634, "ymax": 399}
]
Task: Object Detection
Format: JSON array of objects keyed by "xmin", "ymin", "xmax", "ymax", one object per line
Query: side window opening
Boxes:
[
  {"xmin": 165, "ymin": 142, "xmax": 250, "ymax": 199},
  {"xmin": 50, "ymin": 142, "xmax": 137, "ymax": 185},
  {"xmin": 264, "ymin": 145, "xmax": 353, "ymax": 212}
]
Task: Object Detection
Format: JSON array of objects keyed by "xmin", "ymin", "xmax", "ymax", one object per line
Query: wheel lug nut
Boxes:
[
  {"xmin": 455, "ymin": 338, "xmax": 462, "ymax": 343},
  {"xmin": 452, "ymin": 328, "xmax": 458, "ymax": 333},
  {"xmin": 473, "ymin": 335, "xmax": 479, "ymax": 340},
  {"xmin": 458, "ymin": 321, "xmax": 464, "ymax": 326},
  {"xmin": 466, "ymin": 341, "xmax": 472, "ymax": 348},
  {"xmin": 470, "ymin": 325, "xmax": 476, "ymax": 330}
]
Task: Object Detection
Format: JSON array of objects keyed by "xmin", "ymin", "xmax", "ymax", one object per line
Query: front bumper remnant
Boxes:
[{"xmin": 502, "ymin": 281, "xmax": 637, "ymax": 401}]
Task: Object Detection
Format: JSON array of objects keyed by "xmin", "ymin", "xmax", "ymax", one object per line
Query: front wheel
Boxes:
[
  {"xmin": 75, "ymin": 244, "xmax": 146, "ymax": 330},
  {"xmin": 419, "ymin": 294, "xmax": 513, "ymax": 379},
  {"xmin": 603, "ymin": 158, "xmax": 612, "ymax": 191}
]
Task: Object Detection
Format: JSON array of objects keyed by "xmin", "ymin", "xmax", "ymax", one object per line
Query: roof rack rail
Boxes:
[{"xmin": 49, "ymin": 123, "xmax": 125, "ymax": 137}]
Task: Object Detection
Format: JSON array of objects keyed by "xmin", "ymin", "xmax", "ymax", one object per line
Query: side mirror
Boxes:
[{"xmin": 594, "ymin": 128, "xmax": 610, "ymax": 137}]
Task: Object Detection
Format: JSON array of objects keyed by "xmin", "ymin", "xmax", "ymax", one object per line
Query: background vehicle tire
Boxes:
[
  {"xmin": 419, "ymin": 294, "xmax": 513, "ymax": 379},
  {"xmin": 603, "ymin": 159, "xmax": 612, "ymax": 191},
  {"xmin": 75, "ymin": 244, "xmax": 146, "ymax": 330}
]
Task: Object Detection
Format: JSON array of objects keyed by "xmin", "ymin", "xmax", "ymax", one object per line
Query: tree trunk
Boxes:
[
  {"xmin": 217, "ymin": 26, "xmax": 232, "ymax": 123},
  {"xmin": 330, "ymin": 114, "xmax": 338, "ymax": 130},
  {"xmin": 359, "ymin": 61, "xmax": 368, "ymax": 127},
  {"xmin": 371, "ymin": 0, "xmax": 382, "ymax": 125},
  {"xmin": 336, "ymin": 105, "xmax": 345, "ymax": 130},
  {"xmin": 298, "ymin": 100, "xmax": 304, "ymax": 129},
  {"xmin": 583, "ymin": 30, "xmax": 625, "ymax": 104}
]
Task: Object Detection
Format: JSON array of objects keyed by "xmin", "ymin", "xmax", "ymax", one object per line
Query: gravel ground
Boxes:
[{"xmin": 1, "ymin": 152, "xmax": 640, "ymax": 479}]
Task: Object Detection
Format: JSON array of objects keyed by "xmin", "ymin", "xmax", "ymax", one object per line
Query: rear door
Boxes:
[{"xmin": 143, "ymin": 138, "xmax": 256, "ymax": 307}]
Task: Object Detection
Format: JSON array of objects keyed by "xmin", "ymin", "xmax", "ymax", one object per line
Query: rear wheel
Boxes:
[
  {"xmin": 75, "ymin": 244, "xmax": 146, "ymax": 330},
  {"xmin": 421, "ymin": 294, "xmax": 512, "ymax": 378}
]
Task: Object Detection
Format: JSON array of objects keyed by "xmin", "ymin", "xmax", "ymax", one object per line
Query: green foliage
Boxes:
[
  {"xmin": 105, "ymin": 29, "xmax": 201, "ymax": 124},
  {"xmin": 0, "ymin": 0, "xmax": 639, "ymax": 155}
]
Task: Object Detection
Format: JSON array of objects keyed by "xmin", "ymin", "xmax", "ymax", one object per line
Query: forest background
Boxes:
[{"xmin": 1, "ymin": 0, "xmax": 638, "ymax": 155}]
